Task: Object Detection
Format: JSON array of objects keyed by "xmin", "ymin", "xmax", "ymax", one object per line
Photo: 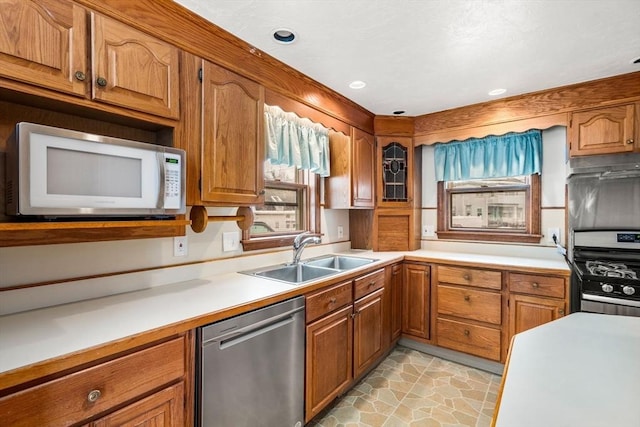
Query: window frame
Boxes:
[
  {"xmin": 436, "ymin": 174, "xmax": 542, "ymax": 243},
  {"xmin": 241, "ymin": 171, "xmax": 321, "ymax": 251}
]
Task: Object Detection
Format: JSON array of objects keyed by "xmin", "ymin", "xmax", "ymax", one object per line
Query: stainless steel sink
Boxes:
[
  {"xmin": 303, "ymin": 254, "xmax": 377, "ymax": 270},
  {"xmin": 241, "ymin": 254, "xmax": 379, "ymax": 285},
  {"xmin": 243, "ymin": 264, "xmax": 339, "ymax": 285}
]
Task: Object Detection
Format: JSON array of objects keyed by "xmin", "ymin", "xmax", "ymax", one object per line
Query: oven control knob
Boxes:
[
  {"xmin": 601, "ymin": 284, "xmax": 614, "ymax": 293},
  {"xmin": 623, "ymin": 286, "xmax": 636, "ymax": 296}
]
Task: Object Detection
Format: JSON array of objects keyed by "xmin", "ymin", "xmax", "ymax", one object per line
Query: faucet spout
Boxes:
[{"xmin": 292, "ymin": 232, "xmax": 321, "ymax": 264}]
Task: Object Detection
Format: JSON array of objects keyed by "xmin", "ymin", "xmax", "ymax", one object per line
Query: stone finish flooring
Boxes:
[{"xmin": 308, "ymin": 346, "xmax": 501, "ymax": 427}]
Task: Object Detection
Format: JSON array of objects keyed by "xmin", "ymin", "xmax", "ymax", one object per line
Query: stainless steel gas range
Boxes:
[
  {"xmin": 573, "ymin": 230, "xmax": 640, "ymax": 316},
  {"xmin": 568, "ymin": 153, "xmax": 640, "ymax": 316}
]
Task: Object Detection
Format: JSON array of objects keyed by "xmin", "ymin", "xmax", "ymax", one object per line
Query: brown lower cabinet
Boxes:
[
  {"xmin": 304, "ymin": 268, "xmax": 393, "ymax": 422},
  {"xmin": 402, "ymin": 263, "xmax": 431, "ymax": 339},
  {"xmin": 0, "ymin": 335, "xmax": 190, "ymax": 427}
]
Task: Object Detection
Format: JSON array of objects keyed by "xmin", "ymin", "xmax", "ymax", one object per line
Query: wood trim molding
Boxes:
[
  {"xmin": 415, "ymin": 113, "xmax": 567, "ymax": 145},
  {"xmin": 414, "ymin": 72, "xmax": 640, "ymax": 143}
]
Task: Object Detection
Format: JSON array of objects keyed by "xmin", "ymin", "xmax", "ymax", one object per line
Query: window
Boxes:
[
  {"xmin": 242, "ymin": 162, "xmax": 320, "ymax": 250},
  {"xmin": 437, "ymin": 174, "xmax": 541, "ymax": 243}
]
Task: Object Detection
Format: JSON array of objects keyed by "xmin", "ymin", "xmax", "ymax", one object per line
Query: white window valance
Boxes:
[{"xmin": 264, "ymin": 104, "xmax": 331, "ymax": 177}]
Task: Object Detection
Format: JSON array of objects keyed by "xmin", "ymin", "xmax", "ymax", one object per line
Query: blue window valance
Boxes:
[
  {"xmin": 264, "ymin": 104, "xmax": 331, "ymax": 177},
  {"xmin": 434, "ymin": 129, "xmax": 542, "ymax": 182}
]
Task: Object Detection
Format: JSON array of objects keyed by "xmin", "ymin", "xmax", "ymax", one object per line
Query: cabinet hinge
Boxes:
[
  {"xmin": 198, "ymin": 178, "xmax": 201, "ymax": 192},
  {"xmin": 198, "ymin": 68, "xmax": 203, "ymax": 82}
]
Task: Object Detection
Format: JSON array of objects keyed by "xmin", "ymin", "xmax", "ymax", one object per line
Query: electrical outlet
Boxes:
[
  {"xmin": 547, "ymin": 228, "xmax": 561, "ymax": 244},
  {"xmin": 422, "ymin": 225, "xmax": 435, "ymax": 237},
  {"xmin": 173, "ymin": 236, "xmax": 187, "ymax": 257},
  {"xmin": 337, "ymin": 225, "xmax": 344, "ymax": 239},
  {"xmin": 223, "ymin": 231, "xmax": 240, "ymax": 252}
]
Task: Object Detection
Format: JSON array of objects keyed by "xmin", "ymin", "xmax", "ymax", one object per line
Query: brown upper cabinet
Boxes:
[
  {"xmin": 376, "ymin": 136, "xmax": 414, "ymax": 208},
  {"xmin": 0, "ymin": 0, "xmax": 180, "ymax": 119},
  {"xmin": 0, "ymin": 0, "xmax": 87, "ymax": 97},
  {"xmin": 325, "ymin": 128, "xmax": 375, "ymax": 208},
  {"xmin": 569, "ymin": 103, "xmax": 638, "ymax": 156},
  {"xmin": 90, "ymin": 13, "xmax": 180, "ymax": 119},
  {"xmin": 200, "ymin": 60, "xmax": 265, "ymax": 205}
]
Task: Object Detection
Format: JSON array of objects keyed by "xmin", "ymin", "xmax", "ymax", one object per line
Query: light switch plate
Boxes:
[
  {"xmin": 223, "ymin": 231, "xmax": 240, "ymax": 252},
  {"xmin": 173, "ymin": 236, "xmax": 187, "ymax": 257},
  {"xmin": 422, "ymin": 225, "xmax": 435, "ymax": 237}
]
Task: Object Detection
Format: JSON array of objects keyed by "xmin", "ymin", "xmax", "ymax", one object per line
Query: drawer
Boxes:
[
  {"xmin": 306, "ymin": 280, "xmax": 353, "ymax": 323},
  {"xmin": 509, "ymin": 273, "xmax": 566, "ymax": 298},
  {"xmin": 0, "ymin": 336, "xmax": 185, "ymax": 427},
  {"xmin": 437, "ymin": 285, "xmax": 502, "ymax": 325},
  {"xmin": 437, "ymin": 318, "xmax": 501, "ymax": 361},
  {"xmin": 437, "ymin": 265, "xmax": 502, "ymax": 290},
  {"xmin": 354, "ymin": 269, "xmax": 385, "ymax": 300}
]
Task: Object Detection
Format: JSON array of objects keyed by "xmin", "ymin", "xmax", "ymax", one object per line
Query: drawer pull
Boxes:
[
  {"xmin": 464, "ymin": 295, "xmax": 470, "ymax": 302},
  {"xmin": 463, "ymin": 274, "xmax": 470, "ymax": 281},
  {"xmin": 368, "ymin": 281, "xmax": 375, "ymax": 288},
  {"xmin": 87, "ymin": 389, "xmax": 101, "ymax": 403},
  {"xmin": 329, "ymin": 297, "xmax": 337, "ymax": 304},
  {"xmin": 464, "ymin": 329, "xmax": 470, "ymax": 336},
  {"xmin": 532, "ymin": 282, "xmax": 539, "ymax": 288}
]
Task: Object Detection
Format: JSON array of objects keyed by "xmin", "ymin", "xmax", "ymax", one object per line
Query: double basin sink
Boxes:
[{"xmin": 241, "ymin": 254, "xmax": 378, "ymax": 285}]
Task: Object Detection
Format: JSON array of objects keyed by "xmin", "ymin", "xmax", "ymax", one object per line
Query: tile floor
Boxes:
[{"xmin": 308, "ymin": 346, "xmax": 501, "ymax": 427}]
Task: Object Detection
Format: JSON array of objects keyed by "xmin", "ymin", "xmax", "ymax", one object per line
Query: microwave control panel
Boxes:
[{"xmin": 163, "ymin": 153, "xmax": 183, "ymax": 209}]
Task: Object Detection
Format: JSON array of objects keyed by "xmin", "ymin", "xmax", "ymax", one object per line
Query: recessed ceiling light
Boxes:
[
  {"xmin": 273, "ymin": 28, "xmax": 296, "ymax": 44},
  {"xmin": 349, "ymin": 80, "xmax": 366, "ymax": 89},
  {"xmin": 488, "ymin": 88, "xmax": 507, "ymax": 96},
  {"xmin": 393, "ymin": 110, "xmax": 406, "ymax": 115}
]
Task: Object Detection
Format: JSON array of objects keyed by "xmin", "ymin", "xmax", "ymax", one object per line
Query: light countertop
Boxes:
[
  {"xmin": 0, "ymin": 248, "xmax": 569, "ymax": 381},
  {"xmin": 494, "ymin": 312, "xmax": 640, "ymax": 427}
]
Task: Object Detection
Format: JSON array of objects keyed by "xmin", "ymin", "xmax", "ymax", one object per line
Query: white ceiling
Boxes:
[{"xmin": 173, "ymin": 0, "xmax": 640, "ymax": 116}]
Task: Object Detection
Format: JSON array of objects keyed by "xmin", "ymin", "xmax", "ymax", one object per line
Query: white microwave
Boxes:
[{"xmin": 6, "ymin": 122, "xmax": 186, "ymax": 218}]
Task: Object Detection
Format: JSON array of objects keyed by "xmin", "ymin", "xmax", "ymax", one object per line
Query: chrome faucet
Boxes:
[{"xmin": 292, "ymin": 232, "xmax": 321, "ymax": 264}]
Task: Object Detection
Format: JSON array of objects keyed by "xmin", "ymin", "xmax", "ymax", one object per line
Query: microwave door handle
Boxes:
[{"xmin": 157, "ymin": 153, "xmax": 166, "ymax": 208}]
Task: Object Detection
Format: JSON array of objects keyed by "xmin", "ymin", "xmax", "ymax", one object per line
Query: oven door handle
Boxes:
[{"xmin": 582, "ymin": 293, "xmax": 640, "ymax": 308}]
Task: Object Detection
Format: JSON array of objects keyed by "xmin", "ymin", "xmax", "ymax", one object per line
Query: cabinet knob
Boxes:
[
  {"xmin": 96, "ymin": 77, "xmax": 107, "ymax": 87},
  {"xmin": 532, "ymin": 282, "xmax": 539, "ymax": 288},
  {"xmin": 464, "ymin": 295, "xmax": 470, "ymax": 302},
  {"xmin": 464, "ymin": 329, "xmax": 470, "ymax": 336},
  {"xmin": 368, "ymin": 281, "xmax": 375, "ymax": 288},
  {"xmin": 87, "ymin": 389, "xmax": 101, "ymax": 403},
  {"xmin": 559, "ymin": 309, "xmax": 565, "ymax": 315},
  {"xmin": 626, "ymin": 139, "xmax": 635, "ymax": 145},
  {"xmin": 259, "ymin": 189, "xmax": 266, "ymax": 195},
  {"xmin": 329, "ymin": 297, "xmax": 337, "ymax": 304},
  {"xmin": 74, "ymin": 71, "xmax": 86, "ymax": 81},
  {"xmin": 463, "ymin": 274, "xmax": 470, "ymax": 281}
]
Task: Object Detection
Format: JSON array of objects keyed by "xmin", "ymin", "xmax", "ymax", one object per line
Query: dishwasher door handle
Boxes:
[{"xmin": 218, "ymin": 316, "xmax": 295, "ymax": 350}]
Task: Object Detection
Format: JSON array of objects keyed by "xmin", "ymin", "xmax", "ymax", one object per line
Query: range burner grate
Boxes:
[{"xmin": 585, "ymin": 260, "xmax": 638, "ymax": 280}]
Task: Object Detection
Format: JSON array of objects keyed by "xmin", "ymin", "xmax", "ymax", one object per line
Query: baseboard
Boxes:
[{"xmin": 398, "ymin": 337, "xmax": 505, "ymax": 375}]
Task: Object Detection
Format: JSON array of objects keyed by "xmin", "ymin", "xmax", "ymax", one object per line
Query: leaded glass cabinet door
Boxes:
[{"xmin": 377, "ymin": 137, "xmax": 413, "ymax": 207}]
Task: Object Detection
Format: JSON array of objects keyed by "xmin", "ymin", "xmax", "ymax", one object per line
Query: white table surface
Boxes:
[{"xmin": 494, "ymin": 312, "xmax": 640, "ymax": 427}]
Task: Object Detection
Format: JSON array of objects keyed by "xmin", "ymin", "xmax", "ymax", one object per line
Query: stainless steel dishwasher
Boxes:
[{"xmin": 197, "ymin": 296, "xmax": 305, "ymax": 427}]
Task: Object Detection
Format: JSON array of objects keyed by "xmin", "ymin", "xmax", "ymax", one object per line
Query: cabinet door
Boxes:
[
  {"xmin": 91, "ymin": 13, "xmax": 180, "ymax": 118},
  {"xmin": 390, "ymin": 263, "xmax": 403, "ymax": 341},
  {"xmin": 402, "ymin": 263, "xmax": 430, "ymax": 339},
  {"xmin": 353, "ymin": 288, "xmax": 384, "ymax": 378},
  {"xmin": 509, "ymin": 294, "xmax": 566, "ymax": 336},
  {"xmin": 92, "ymin": 382, "xmax": 184, "ymax": 427},
  {"xmin": 0, "ymin": 0, "xmax": 86, "ymax": 96},
  {"xmin": 201, "ymin": 60, "xmax": 265, "ymax": 205},
  {"xmin": 570, "ymin": 104, "xmax": 636, "ymax": 156},
  {"xmin": 376, "ymin": 136, "xmax": 413, "ymax": 208},
  {"xmin": 351, "ymin": 128, "xmax": 375, "ymax": 207},
  {"xmin": 305, "ymin": 305, "xmax": 353, "ymax": 422}
]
